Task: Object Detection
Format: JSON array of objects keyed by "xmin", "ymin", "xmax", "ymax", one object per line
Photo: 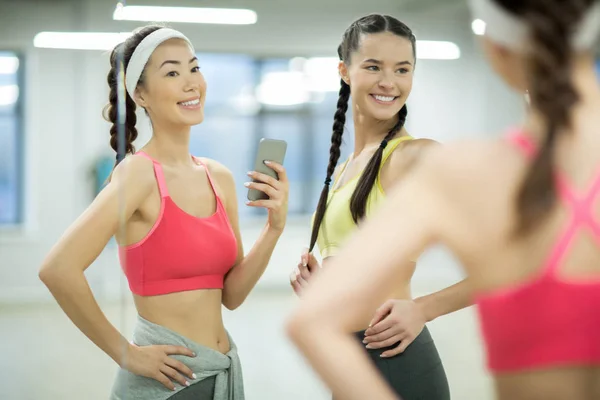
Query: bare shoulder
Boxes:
[
  {"xmin": 394, "ymin": 137, "xmax": 439, "ymax": 159},
  {"xmin": 109, "ymin": 153, "xmax": 156, "ymax": 191},
  {"xmin": 404, "ymin": 137, "xmax": 441, "ymax": 151},
  {"xmin": 382, "ymin": 137, "xmax": 440, "ymax": 185},
  {"xmin": 417, "ymin": 138, "xmax": 521, "ymax": 202},
  {"xmin": 411, "ymin": 137, "xmax": 530, "ymax": 257},
  {"xmin": 197, "ymin": 157, "xmax": 236, "ymax": 199},
  {"xmin": 197, "ymin": 157, "xmax": 235, "ymax": 182},
  {"xmin": 38, "ymin": 154, "xmax": 157, "ymax": 275}
]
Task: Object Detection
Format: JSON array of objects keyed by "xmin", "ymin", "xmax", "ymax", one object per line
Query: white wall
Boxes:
[{"xmin": 0, "ymin": 0, "xmax": 525, "ymax": 303}]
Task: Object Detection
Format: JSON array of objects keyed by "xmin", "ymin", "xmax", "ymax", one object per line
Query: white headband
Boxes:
[
  {"xmin": 124, "ymin": 28, "xmax": 195, "ymax": 97},
  {"xmin": 469, "ymin": 0, "xmax": 600, "ymax": 52}
]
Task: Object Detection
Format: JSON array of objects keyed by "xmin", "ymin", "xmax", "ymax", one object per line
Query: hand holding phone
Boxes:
[
  {"xmin": 245, "ymin": 138, "xmax": 289, "ymax": 232},
  {"xmin": 247, "ymin": 138, "xmax": 287, "ymax": 201}
]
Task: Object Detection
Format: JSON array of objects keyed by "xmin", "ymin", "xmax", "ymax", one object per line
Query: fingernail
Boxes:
[
  {"xmin": 185, "ymin": 381, "xmax": 190, "ymax": 386},
  {"xmin": 192, "ymin": 352, "xmax": 196, "ymax": 357},
  {"xmin": 380, "ymin": 354, "xmax": 387, "ymax": 358},
  {"xmin": 366, "ymin": 344, "xmax": 373, "ymax": 349},
  {"xmin": 244, "ymin": 182, "xmax": 250, "ymax": 187},
  {"xmin": 362, "ymin": 339, "xmax": 368, "ymax": 344},
  {"xmin": 264, "ymin": 160, "xmax": 271, "ymax": 164},
  {"xmin": 247, "ymin": 171, "xmax": 253, "ymax": 176},
  {"xmin": 192, "ymin": 373, "xmax": 197, "ymax": 379},
  {"xmin": 245, "ymin": 201, "xmax": 251, "ymax": 205}
]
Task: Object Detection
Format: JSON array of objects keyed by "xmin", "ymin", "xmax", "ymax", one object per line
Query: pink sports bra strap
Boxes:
[
  {"xmin": 541, "ymin": 167, "xmax": 600, "ymax": 276},
  {"xmin": 193, "ymin": 156, "xmax": 219, "ymax": 195},
  {"xmin": 136, "ymin": 151, "xmax": 169, "ymax": 198},
  {"xmin": 506, "ymin": 129, "xmax": 537, "ymax": 159},
  {"xmin": 505, "ymin": 128, "xmax": 600, "ymax": 278},
  {"xmin": 556, "ymin": 171, "xmax": 600, "ymax": 237}
]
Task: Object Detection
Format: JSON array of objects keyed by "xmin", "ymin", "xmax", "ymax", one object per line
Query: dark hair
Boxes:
[
  {"xmin": 309, "ymin": 14, "xmax": 416, "ymax": 252},
  {"xmin": 102, "ymin": 25, "xmax": 164, "ymax": 170},
  {"xmin": 495, "ymin": 0, "xmax": 593, "ymax": 235}
]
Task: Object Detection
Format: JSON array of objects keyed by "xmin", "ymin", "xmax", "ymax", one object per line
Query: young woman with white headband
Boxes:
[
  {"xmin": 38, "ymin": 25, "xmax": 289, "ymax": 399},
  {"xmin": 287, "ymin": 0, "xmax": 600, "ymax": 399}
]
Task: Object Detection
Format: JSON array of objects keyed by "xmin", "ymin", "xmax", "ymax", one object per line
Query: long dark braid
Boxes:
[
  {"xmin": 495, "ymin": 0, "xmax": 592, "ymax": 235},
  {"xmin": 350, "ymin": 105, "xmax": 408, "ymax": 223},
  {"xmin": 308, "ymin": 76, "xmax": 350, "ymax": 252},
  {"xmin": 102, "ymin": 25, "xmax": 163, "ymax": 171}
]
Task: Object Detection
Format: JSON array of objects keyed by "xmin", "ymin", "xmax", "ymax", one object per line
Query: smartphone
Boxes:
[{"xmin": 247, "ymin": 138, "xmax": 287, "ymax": 201}]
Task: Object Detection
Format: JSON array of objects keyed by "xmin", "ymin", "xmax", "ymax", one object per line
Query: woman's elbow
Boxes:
[
  {"xmin": 285, "ymin": 313, "xmax": 304, "ymax": 343},
  {"xmin": 285, "ymin": 305, "xmax": 321, "ymax": 344},
  {"xmin": 38, "ymin": 261, "xmax": 72, "ymax": 288},
  {"xmin": 221, "ymin": 292, "xmax": 244, "ymax": 311},
  {"xmin": 38, "ymin": 262, "xmax": 57, "ymax": 285},
  {"xmin": 222, "ymin": 300, "xmax": 240, "ymax": 311}
]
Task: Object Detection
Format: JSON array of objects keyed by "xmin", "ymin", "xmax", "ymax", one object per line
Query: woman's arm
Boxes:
[
  {"xmin": 38, "ymin": 155, "xmax": 156, "ymax": 366},
  {"xmin": 415, "ymin": 278, "xmax": 472, "ymax": 322},
  {"xmin": 392, "ymin": 139, "xmax": 473, "ymax": 320},
  {"xmin": 363, "ymin": 138, "xmax": 472, "ymax": 349},
  {"xmin": 287, "ymin": 154, "xmax": 448, "ymax": 400},
  {"xmin": 208, "ymin": 160, "xmax": 289, "ymax": 310}
]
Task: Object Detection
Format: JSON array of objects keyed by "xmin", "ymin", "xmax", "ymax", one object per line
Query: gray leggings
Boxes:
[{"xmin": 349, "ymin": 326, "xmax": 450, "ymax": 400}]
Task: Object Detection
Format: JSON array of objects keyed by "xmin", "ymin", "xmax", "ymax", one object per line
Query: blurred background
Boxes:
[{"xmin": 1, "ymin": 0, "xmax": 598, "ymax": 399}]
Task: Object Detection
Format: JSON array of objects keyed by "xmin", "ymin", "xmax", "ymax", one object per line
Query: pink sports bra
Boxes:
[
  {"xmin": 475, "ymin": 129, "xmax": 600, "ymax": 373},
  {"xmin": 118, "ymin": 152, "xmax": 238, "ymax": 296}
]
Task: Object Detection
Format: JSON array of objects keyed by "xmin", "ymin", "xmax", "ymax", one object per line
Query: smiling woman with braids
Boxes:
[
  {"xmin": 38, "ymin": 25, "xmax": 289, "ymax": 399},
  {"xmin": 288, "ymin": 1, "xmax": 600, "ymax": 400},
  {"xmin": 288, "ymin": 14, "xmax": 468, "ymax": 400}
]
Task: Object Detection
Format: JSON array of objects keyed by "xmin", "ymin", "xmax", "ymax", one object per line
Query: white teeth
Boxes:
[
  {"xmin": 179, "ymin": 99, "xmax": 200, "ymax": 106},
  {"xmin": 373, "ymin": 95, "xmax": 395, "ymax": 102}
]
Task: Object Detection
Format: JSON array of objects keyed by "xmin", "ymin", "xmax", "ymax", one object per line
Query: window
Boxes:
[
  {"xmin": 0, "ymin": 52, "xmax": 23, "ymax": 225},
  {"xmin": 189, "ymin": 54, "xmax": 258, "ymax": 217},
  {"xmin": 189, "ymin": 53, "xmax": 344, "ymax": 218}
]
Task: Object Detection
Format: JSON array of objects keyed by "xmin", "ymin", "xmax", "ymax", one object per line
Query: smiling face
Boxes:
[
  {"xmin": 133, "ymin": 38, "xmax": 207, "ymax": 128},
  {"xmin": 339, "ymin": 32, "xmax": 415, "ymax": 122}
]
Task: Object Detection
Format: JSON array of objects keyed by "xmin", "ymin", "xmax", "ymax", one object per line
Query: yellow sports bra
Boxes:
[{"xmin": 312, "ymin": 136, "xmax": 416, "ymax": 260}]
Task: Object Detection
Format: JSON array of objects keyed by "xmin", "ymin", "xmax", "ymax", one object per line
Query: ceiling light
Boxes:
[
  {"xmin": 0, "ymin": 56, "xmax": 19, "ymax": 74},
  {"xmin": 33, "ymin": 32, "xmax": 132, "ymax": 50},
  {"xmin": 472, "ymin": 19, "xmax": 486, "ymax": 36},
  {"xmin": 0, "ymin": 85, "xmax": 19, "ymax": 106},
  {"xmin": 113, "ymin": 4, "xmax": 257, "ymax": 25},
  {"xmin": 256, "ymin": 72, "xmax": 309, "ymax": 106},
  {"xmin": 416, "ymin": 41, "xmax": 461, "ymax": 60}
]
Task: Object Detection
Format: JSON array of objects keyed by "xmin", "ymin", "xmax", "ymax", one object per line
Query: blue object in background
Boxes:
[{"xmin": 94, "ymin": 156, "xmax": 114, "ymax": 195}]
